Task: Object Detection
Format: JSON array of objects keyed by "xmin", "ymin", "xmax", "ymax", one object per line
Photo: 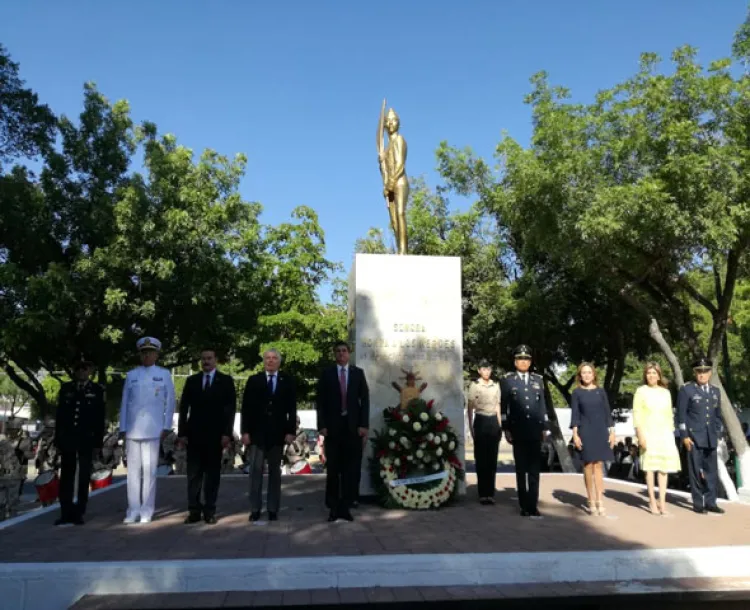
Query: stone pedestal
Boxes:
[{"xmin": 349, "ymin": 254, "xmax": 465, "ymax": 495}]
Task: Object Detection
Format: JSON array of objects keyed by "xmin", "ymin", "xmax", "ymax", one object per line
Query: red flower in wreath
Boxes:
[{"xmin": 426, "ymin": 399, "xmax": 434, "ymax": 410}]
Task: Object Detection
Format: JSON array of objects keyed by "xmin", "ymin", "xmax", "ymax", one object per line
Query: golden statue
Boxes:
[{"xmin": 377, "ymin": 99, "xmax": 409, "ymax": 255}]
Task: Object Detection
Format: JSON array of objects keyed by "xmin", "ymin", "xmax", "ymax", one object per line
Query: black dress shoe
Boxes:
[
  {"xmin": 339, "ymin": 510, "xmax": 354, "ymax": 522},
  {"xmin": 72, "ymin": 515, "xmax": 85, "ymax": 526},
  {"xmin": 693, "ymin": 506, "xmax": 707, "ymax": 514},
  {"xmin": 204, "ymin": 515, "xmax": 218, "ymax": 524},
  {"xmin": 530, "ymin": 509, "xmax": 543, "ymax": 519},
  {"xmin": 268, "ymin": 512, "xmax": 278, "ymax": 521},
  {"xmin": 327, "ymin": 511, "xmax": 338, "ymax": 522},
  {"xmin": 706, "ymin": 505, "xmax": 725, "ymax": 514},
  {"xmin": 520, "ymin": 510, "xmax": 530, "ymax": 517},
  {"xmin": 249, "ymin": 512, "xmax": 261, "ymax": 522},
  {"xmin": 184, "ymin": 513, "xmax": 202, "ymax": 524},
  {"xmin": 54, "ymin": 517, "xmax": 71, "ymax": 527}
]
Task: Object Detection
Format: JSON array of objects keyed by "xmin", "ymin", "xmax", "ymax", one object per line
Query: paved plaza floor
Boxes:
[
  {"xmin": 2, "ymin": 473, "xmax": 748, "ymax": 562},
  {"xmin": 2, "ymin": 473, "xmax": 750, "ymax": 609}
]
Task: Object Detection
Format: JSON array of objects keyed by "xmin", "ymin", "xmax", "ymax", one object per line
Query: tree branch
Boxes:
[
  {"xmin": 708, "ymin": 247, "xmax": 742, "ymax": 362},
  {"xmin": 677, "ymin": 274, "xmax": 717, "ymax": 315}
]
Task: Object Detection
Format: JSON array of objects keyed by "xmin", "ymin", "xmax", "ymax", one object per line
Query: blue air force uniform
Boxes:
[
  {"xmin": 677, "ymin": 358, "xmax": 723, "ymax": 513},
  {"xmin": 501, "ymin": 345, "xmax": 549, "ymax": 516}
]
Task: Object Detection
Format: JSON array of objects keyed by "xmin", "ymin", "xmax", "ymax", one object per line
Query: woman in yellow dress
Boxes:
[{"xmin": 632, "ymin": 362, "xmax": 681, "ymax": 515}]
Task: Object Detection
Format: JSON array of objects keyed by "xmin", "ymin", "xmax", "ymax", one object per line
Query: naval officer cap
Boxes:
[
  {"xmin": 137, "ymin": 336, "xmax": 162, "ymax": 352},
  {"xmin": 513, "ymin": 344, "xmax": 532, "ymax": 359},
  {"xmin": 692, "ymin": 356, "xmax": 712, "ymax": 372}
]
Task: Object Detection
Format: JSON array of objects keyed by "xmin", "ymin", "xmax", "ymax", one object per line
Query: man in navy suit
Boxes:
[
  {"xmin": 241, "ymin": 348, "xmax": 297, "ymax": 522},
  {"xmin": 316, "ymin": 341, "xmax": 370, "ymax": 522},
  {"xmin": 677, "ymin": 357, "xmax": 725, "ymax": 514}
]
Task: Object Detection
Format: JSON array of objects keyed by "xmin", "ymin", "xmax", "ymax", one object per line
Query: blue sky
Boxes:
[{"xmin": 2, "ymin": 1, "xmax": 747, "ymax": 296}]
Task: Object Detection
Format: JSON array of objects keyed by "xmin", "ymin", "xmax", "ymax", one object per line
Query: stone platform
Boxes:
[{"xmin": 2, "ymin": 473, "xmax": 750, "ymax": 609}]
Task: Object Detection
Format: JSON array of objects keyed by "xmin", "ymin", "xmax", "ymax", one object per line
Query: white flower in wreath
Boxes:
[
  {"xmin": 436, "ymin": 447, "xmax": 443, "ymax": 457},
  {"xmin": 426, "ymin": 432, "xmax": 434, "ymax": 441},
  {"xmin": 432, "ymin": 462, "xmax": 441, "ymax": 471},
  {"xmin": 413, "ymin": 422, "xmax": 422, "ymax": 431},
  {"xmin": 416, "ymin": 449, "xmax": 424, "ymax": 459},
  {"xmin": 420, "ymin": 442, "xmax": 427, "ymax": 449},
  {"xmin": 399, "ymin": 436, "xmax": 408, "ymax": 445},
  {"xmin": 434, "ymin": 436, "xmax": 441, "ymax": 445},
  {"xmin": 418, "ymin": 463, "xmax": 425, "ymax": 469},
  {"xmin": 406, "ymin": 455, "xmax": 414, "ymax": 461},
  {"xmin": 441, "ymin": 433, "xmax": 448, "ymax": 442},
  {"xmin": 402, "ymin": 415, "xmax": 410, "ymax": 423},
  {"xmin": 435, "ymin": 412, "xmax": 443, "ymax": 421},
  {"xmin": 423, "ymin": 454, "xmax": 431, "ymax": 463},
  {"xmin": 394, "ymin": 458, "xmax": 401, "ymax": 466},
  {"xmin": 389, "ymin": 428, "xmax": 397, "ymax": 437},
  {"xmin": 388, "ymin": 441, "xmax": 396, "ymax": 449},
  {"xmin": 448, "ymin": 441, "xmax": 456, "ymax": 450},
  {"xmin": 420, "ymin": 412, "xmax": 429, "ymax": 422}
]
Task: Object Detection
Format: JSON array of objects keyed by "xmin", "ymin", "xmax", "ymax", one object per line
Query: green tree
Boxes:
[
  {"xmin": 0, "ymin": 44, "xmax": 55, "ymax": 166},
  {"xmin": 437, "ymin": 22, "xmax": 750, "ymax": 485}
]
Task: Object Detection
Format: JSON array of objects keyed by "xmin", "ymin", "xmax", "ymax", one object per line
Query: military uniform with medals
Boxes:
[
  {"xmin": 54, "ymin": 361, "xmax": 106, "ymax": 525},
  {"xmin": 677, "ymin": 357, "xmax": 724, "ymax": 514},
  {"xmin": 501, "ymin": 345, "xmax": 549, "ymax": 517}
]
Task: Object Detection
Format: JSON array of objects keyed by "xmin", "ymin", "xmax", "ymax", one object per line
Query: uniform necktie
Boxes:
[
  {"xmin": 203, "ymin": 374, "xmax": 211, "ymax": 391},
  {"xmin": 703, "ymin": 385, "xmax": 709, "ymax": 394},
  {"xmin": 268, "ymin": 374, "xmax": 275, "ymax": 394},
  {"xmin": 339, "ymin": 367, "xmax": 347, "ymax": 414},
  {"xmin": 523, "ymin": 373, "xmax": 528, "ymax": 386}
]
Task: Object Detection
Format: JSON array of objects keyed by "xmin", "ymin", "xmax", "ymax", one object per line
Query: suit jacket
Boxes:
[
  {"xmin": 178, "ymin": 370, "xmax": 236, "ymax": 444},
  {"xmin": 55, "ymin": 380, "xmax": 106, "ymax": 451},
  {"xmin": 316, "ymin": 364, "xmax": 370, "ymax": 437},
  {"xmin": 677, "ymin": 382, "xmax": 722, "ymax": 449},
  {"xmin": 241, "ymin": 371, "xmax": 297, "ymax": 449}
]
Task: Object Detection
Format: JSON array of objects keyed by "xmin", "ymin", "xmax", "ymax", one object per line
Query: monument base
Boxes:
[{"xmin": 348, "ymin": 254, "xmax": 465, "ymax": 497}]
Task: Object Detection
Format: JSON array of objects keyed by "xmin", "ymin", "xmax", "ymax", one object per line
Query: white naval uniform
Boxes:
[{"xmin": 119, "ymin": 365, "xmax": 176, "ymax": 521}]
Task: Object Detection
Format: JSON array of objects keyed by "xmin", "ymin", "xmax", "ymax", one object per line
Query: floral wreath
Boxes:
[{"xmin": 370, "ymin": 398, "xmax": 464, "ymax": 510}]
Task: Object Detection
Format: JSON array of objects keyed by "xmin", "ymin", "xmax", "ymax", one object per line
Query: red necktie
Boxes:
[{"xmin": 339, "ymin": 367, "xmax": 347, "ymax": 414}]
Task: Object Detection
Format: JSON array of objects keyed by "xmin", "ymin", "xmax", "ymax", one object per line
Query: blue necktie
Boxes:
[{"xmin": 267, "ymin": 374, "xmax": 275, "ymax": 394}]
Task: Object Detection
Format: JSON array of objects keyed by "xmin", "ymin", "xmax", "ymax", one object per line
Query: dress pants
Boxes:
[
  {"xmin": 187, "ymin": 440, "xmax": 223, "ymax": 517},
  {"xmin": 324, "ymin": 417, "xmax": 361, "ymax": 512},
  {"xmin": 473, "ymin": 414, "xmax": 501, "ymax": 499},
  {"xmin": 687, "ymin": 444, "xmax": 719, "ymax": 509},
  {"xmin": 513, "ymin": 438, "xmax": 542, "ymax": 513},
  {"xmin": 248, "ymin": 444, "xmax": 282, "ymax": 513},
  {"xmin": 59, "ymin": 446, "xmax": 93, "ymax": 520},
  {"xmin": 126, "ymin": 438, "xmax": 160, "ymax": 520}
]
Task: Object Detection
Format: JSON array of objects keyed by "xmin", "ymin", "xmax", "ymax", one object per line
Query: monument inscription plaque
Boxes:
[{"xmin": 349, "ymin": 253, "xmax": 465, "ymax": 495}]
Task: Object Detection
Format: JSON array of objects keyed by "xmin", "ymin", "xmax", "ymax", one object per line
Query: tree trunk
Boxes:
[
  {"xmin": 711, "ymin": 368, "xmax": 750, "ymax": 493},
  {"xmin": 721, "ymin": 331, "xmax": 735, "ymax": 400},
  {"xmin": 3, "ymin": 361, "xmax": 49, "ymax": 418},
  {"xmin": 542, "ymin": 380, "xmax": 575, "ymax": 473},
  {"xmin": 647, "ymin": 318, "xmax": 685, "ymax": 387}
]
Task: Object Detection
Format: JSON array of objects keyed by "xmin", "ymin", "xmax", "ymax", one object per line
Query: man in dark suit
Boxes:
[
  {"xmin": 241, "ymin": 348, "xmax": 297, "ymax": 522},
  {"xmin": 54, "ymin": 359, "xmax": 106, "ymax": 526},
  {"xmin": 316, "ymin": 341, "xmax": 370, "ymax": 522},
  {"xmin": 178, "ymin": 348, "xmax": 236, "ymax": 524}
]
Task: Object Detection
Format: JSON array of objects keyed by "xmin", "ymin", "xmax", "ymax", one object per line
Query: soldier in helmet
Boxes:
[
  {"xmin": 54, "ymin": 359, "xmax": 106, "ymax": 526},
  {"xmin": 677, "ymin": 357, "xmax": 725, "ymax": 515},
  {"xmin": 501, "ymin": 345, "xmax": 549, "ymax": 518}
]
